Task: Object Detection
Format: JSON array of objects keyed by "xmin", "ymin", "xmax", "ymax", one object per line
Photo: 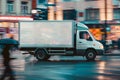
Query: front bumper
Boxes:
[{"xmin": 96, "ymin": 49, "xmax": 105, "ymax": 55}]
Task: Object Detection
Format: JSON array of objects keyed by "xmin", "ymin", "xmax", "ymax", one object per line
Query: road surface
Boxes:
[{"xmin": 0, "ymin": 51, "xmax": 120, "ymax": 80}]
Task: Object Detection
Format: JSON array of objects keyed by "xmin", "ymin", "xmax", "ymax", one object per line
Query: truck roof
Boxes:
[{"xmin": 77, "ymin": 22, "xmax": 89, "ymax": 30}]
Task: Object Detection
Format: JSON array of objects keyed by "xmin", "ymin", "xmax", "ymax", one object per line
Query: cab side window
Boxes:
[{"xmin": 79, "ymin": 31, "xmax": 92, "ymax": 41}]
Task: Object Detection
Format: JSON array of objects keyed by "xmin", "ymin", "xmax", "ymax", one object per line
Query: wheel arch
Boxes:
[
  {"xmin": 85, "ymin": 48, "xmax": 97, "ymax": 54},
  {"xmin": 35, "ymin": 48, "xmax": 48, "ymax": 54}
]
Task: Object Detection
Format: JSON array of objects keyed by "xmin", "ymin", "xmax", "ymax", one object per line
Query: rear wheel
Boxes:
[
  {"xmin": 35, "ymin": 49, "xmax": 50, "ymax": 61},
  {"xmin": 85, "ymin": 49, "xmax": 96, "ymax": 61}
]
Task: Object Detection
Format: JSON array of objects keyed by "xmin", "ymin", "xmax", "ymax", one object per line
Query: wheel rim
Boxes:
[
  {"xmin": 36, "ymin": 50, "xmax": 45, "ymax": 59},
  {"xmin": 88, "ymin": 52, "xmax": 94, "ymax": 59}
]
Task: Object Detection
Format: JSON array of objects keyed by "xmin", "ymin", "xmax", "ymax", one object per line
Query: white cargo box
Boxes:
[{"xmin": 19, "ymin": 21, "xmax": 75, "ymax": 48}]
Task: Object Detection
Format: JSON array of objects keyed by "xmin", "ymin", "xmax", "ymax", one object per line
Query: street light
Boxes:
[
  {"xmin": 104, "ymin": 0, "xmax": 108, "ymax": 51},
  {"xmin": 31, "ymin": 9, "xmax": 37, "ymax": 14},
  {"xmin": 104, "ymin": 0, "xmax": 107, "ymax": 41}
]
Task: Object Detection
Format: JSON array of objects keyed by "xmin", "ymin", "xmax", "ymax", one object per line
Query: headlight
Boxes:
[{"xmin": 99, "ymin": 45, "xmax": 104, "ymax": 49}]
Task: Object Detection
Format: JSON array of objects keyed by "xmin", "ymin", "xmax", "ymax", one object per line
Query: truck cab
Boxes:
[{"xmin": 76, "ymin": 23, "xmax": 104, "ymax": 60}]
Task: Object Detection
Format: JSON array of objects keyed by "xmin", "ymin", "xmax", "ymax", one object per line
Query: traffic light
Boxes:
[
  {"xmin": 100, "ymin": 26, "xmax": 111, "ymax": 34},
  {"xmin": 106, "ymin": 26, "xmax": 110, "ymax": 32},
  {"xmin": 33, "ymin": 8, "xmax": 48, "ymax": 20}
]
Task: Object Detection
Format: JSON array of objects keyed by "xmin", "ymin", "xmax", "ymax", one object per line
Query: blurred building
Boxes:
[
  {"xmin": 0, "ymin": 0, "xmax": 33, "ymax": 39},
  {"xmin": 60, "ymin": 0, "xmax": 120, "ymax": 41},
  {"xmin": 31, "ymin": 0, "xmax": 120, "ymax": 41},
  {"xmin": 31, "ymin": 0, "xmax": 48, "ymax": 20},
  {"xmin": 47, "ymin": 0, "xmax": 63, "ymax": 20},
  {"xmin": 35, "ymin": 0, "xmax": 117, "ymax": 40},
  {"xmin": 35, "ymin": 0, "xmax": 63, "ymax": 20}
]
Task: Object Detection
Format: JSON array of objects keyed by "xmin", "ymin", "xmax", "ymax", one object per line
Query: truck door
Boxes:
[{"xmin": 76, "ymin": 30, "xmax": 93, "ymax": 54}]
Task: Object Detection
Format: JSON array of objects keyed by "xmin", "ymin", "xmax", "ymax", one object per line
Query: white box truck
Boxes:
[{"xmin": 19, "ymin": 20, "xmax": 104, "ymax": 61}]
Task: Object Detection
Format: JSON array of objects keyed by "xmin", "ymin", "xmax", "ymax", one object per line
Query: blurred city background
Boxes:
[
  {"xmin": 0, "ymin": 0, "xmax": 120, "ymax": 51},
  {"xmin": 1, "ymin": 1, "xmax": 120, "ymax": 80}
]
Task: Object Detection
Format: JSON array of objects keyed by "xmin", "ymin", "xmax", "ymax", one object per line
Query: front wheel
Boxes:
[
  {"xmin": 35, "ymin": 49, "xmax": 50, "ymax": 61},
  {"xmin": 85, "ymin": 50, "xmax": 96, "ymax": 61}
]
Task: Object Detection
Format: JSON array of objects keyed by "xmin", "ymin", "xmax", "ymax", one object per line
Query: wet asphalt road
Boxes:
[{"xmin": 1, "ymin": 53, "xmax": 120, "ymax": 80}]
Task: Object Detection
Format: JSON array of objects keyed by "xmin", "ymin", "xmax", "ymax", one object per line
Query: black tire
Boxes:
[
  {"xmin": 85, "ymin": 49, "xmax": 96, "ymax": 61},
  {"xmin": 35, "ymin": 49, "xmax": 50, "ymax": 61}
]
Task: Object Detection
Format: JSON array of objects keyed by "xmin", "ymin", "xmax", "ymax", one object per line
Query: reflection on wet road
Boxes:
[{"xmin": 1, "ymin": 55, "xmax": 120, "ymax": 80}]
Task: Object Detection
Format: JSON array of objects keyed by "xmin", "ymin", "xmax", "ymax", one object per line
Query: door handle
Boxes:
[{"xmin": 79, "ymin": 42, "xmax": 82, "ymax": 43}]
